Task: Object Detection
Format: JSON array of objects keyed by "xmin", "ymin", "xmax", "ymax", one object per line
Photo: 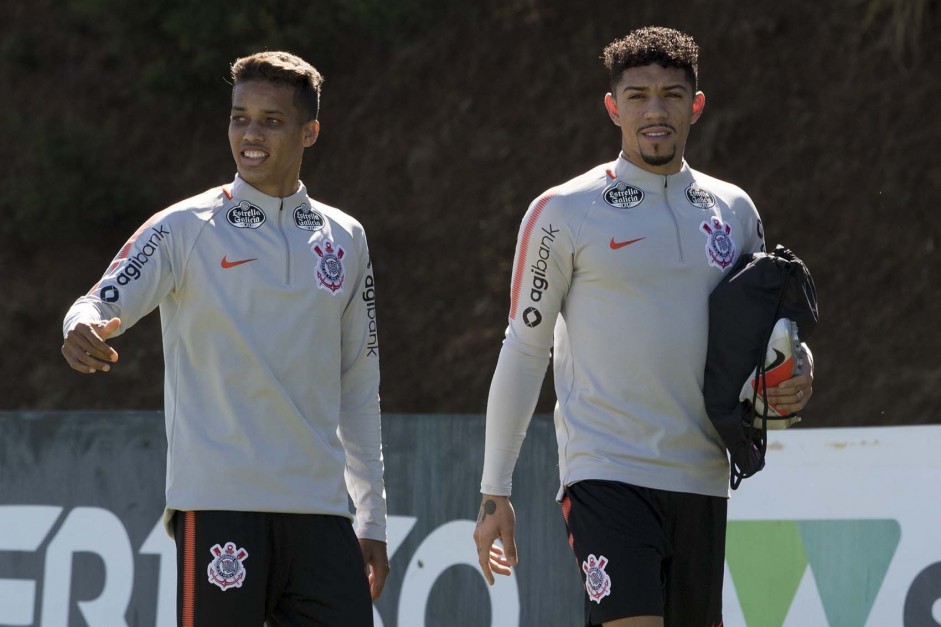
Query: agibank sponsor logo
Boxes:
[
  {"xmin": 112, "ymin": 225, "xmax": 169, "ymax": 285},
  {"xmin": 362, "ymin": 262, "xmax": 379, "ymax": 357},
  {"xmin": 529, "ymin": 224, "xmax": 559, "ymax": 303}
]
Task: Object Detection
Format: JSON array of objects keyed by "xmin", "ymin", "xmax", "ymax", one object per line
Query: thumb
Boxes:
[
  {"xmin": 501, "ymin": 528, "xmax": 518, "ymax": 566},
  {"xmin": 98, "ymin": 317, "xmax": 122, "ymax": 339}
]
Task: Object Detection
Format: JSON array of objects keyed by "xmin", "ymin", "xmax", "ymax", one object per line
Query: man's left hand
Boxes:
[{"xmin": 766, "ymin": 344, "xmax": 814, "ymax": 415}]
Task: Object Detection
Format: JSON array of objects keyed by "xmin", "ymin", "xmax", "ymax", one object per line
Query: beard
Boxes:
[{"xmin": 641, "ymin": 147, "xmax": 676, "ymax": 167}]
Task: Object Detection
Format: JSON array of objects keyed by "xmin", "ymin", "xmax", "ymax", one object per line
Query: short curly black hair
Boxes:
[
  {"xmin": 231, "ymin": 51, "xmax": 324, "ymax": 121},
  {"xmin": 602, "ymin": 27, "xmax": 699, "ymax": 93}
]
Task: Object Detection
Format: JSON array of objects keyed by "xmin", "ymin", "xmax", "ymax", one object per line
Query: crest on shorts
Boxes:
[
  {"xmin": 582, "ymin": 553, "xmax": 612, "ymax": 604},
  {"xmin": 700, "ymin": 216, "xmax": 736, "ymax": 271},
  {"xmin": 207, "ymin": 542, "xmax": 249, "ymax": 591},
  {"xmin": 312, "ymin": 239, "xmax": 345, "ymax": 294}
]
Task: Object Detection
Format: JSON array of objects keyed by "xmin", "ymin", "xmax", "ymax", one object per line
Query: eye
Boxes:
[
  {"xmin": 266, "ymin": 118, "xmax": 283, "ymax": 126},
  {"xmin": 230, "ymin": 115, "xmax": 246, "ymax": 124}
]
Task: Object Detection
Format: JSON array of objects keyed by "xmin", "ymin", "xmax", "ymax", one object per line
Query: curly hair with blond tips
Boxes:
[{"xmin": 602, "ymin": 26, "xmax": 699, "ymax": 93}]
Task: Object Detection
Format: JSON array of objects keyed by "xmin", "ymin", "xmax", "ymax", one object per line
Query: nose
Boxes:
[
  {"xmin": 644, "ymin": 96, "xmax": 669, "ymax": 119},
  {"xmin": 243, "ymin": 119, "xmax": 265, "ymax": 142}
]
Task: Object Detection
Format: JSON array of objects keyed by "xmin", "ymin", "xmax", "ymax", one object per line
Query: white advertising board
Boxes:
[
  {"xmin": 1, "ymin": 414, "xmax": 939, "ymax": 626},
  {"xmin": 723, "ymin": 425, "xmax": 941, "ymax": 627}
]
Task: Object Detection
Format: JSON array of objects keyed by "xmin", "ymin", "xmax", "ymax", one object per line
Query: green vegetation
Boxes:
[{"xmin": 864, "ymin": 0, "xmax": 935, "ymax": 61}]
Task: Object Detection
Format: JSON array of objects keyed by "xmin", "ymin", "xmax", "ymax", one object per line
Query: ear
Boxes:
[
  {"xmin": 691, "ymin": 91, "xmax": 706, "ymax": 124},
  {"xmin": 303, "ymin": 120, "xmax": 320, "ymax": 148},
  {"xmin": 604, "ymin": 93, "xmax": 621, "ymax": 127}
]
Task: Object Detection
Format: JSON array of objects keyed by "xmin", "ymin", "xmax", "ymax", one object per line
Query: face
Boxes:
[
  {"xmin": 603, "ymin": 64, "xmax": 705, "ymax": 175},
  {"xmin": 229, "ymin": 80, "xmax": 319, "ymax": 197}
]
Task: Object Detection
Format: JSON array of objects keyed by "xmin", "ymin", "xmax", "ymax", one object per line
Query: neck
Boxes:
[{"xmin": 620, "ymin": 151, "xmax": 684, "ymax": 176}]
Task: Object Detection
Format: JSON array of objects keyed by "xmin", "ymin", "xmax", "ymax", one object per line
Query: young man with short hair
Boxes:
[
  {"xmin": 474, "ymin": 27, "xmax": 813, "ymax": 626},
  {"xmin": 62, "ymin": 51, "xmax": 387, "ymax": 626}
]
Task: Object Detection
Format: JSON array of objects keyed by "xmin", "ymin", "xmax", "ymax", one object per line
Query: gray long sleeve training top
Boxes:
[{"xmin": 64, "ymin": 175, "xmax": 386, "ymax": 540}]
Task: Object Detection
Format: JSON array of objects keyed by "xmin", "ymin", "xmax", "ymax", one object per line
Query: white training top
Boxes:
[
  {"xmin": 64, "ymin": 175, "xmax": 386, "ymax": 540},
  {"xmin": 481, "ymin": 155, "xmax": 765, "ymax": 500}
]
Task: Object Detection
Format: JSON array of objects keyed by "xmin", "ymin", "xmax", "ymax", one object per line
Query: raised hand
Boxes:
[{"xmin": 61, "ymin": 318, "xmax": 121, "ymax": 374}]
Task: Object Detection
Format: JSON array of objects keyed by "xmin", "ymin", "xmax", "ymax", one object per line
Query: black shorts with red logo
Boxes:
[
  {"xmin": 173, "ymin": 510, "xmax": 373, "ymax": 627},
  {"xmin": 561, "ymin": 480, "xmax": 727, "ymax": 627}
]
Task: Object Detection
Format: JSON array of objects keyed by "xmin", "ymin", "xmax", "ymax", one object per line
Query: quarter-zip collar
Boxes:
[
  {"xmin": 228, "ymin": 175, "xmax": 309, "ymax": 286},
  {"xmin": 230, "ymin": 175, "xmax": 309, "ymax": 213},
  {"xmin": 611, "ymin": 153, "xmax": 695, "ymax": 191}
]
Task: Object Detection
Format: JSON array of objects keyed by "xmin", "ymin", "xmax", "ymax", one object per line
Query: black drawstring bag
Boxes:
[{"xmin": 704, "ymin": 245, "xmax": 819, "ymax": 489}]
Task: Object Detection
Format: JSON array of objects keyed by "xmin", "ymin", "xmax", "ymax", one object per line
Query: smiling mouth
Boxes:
[
  {"xmin": 241, "ymin": 149, "xmax": 268, "ymax": 162},
  {"xmin": 640, "ymin": 127, "xmax": 674, "ymax": 139}
]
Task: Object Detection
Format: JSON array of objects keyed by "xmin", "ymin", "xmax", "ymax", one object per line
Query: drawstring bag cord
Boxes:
[{"xmin": 730, "ymin": 268, "xmax": 790, "ymax": 490}]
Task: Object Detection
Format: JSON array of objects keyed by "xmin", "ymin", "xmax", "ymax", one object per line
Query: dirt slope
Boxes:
[{"xmin": 4, "ymin": 0, "xmax": 939, "ymax": 427}]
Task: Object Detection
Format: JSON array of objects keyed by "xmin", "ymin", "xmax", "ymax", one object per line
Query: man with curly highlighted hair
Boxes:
[{"xmin": 474, "ymin": 27, "xmax": 813, "ymax": 626}]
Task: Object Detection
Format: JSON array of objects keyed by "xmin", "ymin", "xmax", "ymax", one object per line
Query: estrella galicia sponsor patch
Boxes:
[
  {"xmin": 207, "ymin": 541, "xmax": 249, "ymax": 591},
  {"xmin": 582, "ymin": 554, "xmax": 612, "ymax": 604},
  {"xmin": 602, "ymin": 182, "xmax": 644, "ymax": 208},
  {"xmin": 522, "ymin": 306, "xmax": 542, "ymax": 328},
  {"xmin": 700, "ymin": 216, "xmax": 736, "ymax": 270},
  {"xmin": 293, "ymin": 203, "xmax": 325, "ymax": 231},
  {"xmin": 686, "ymin": 183, "xmax": 716, "ymax": 208},
  {"xmin": 227, "ymin": 201, "xmax": 266, "ymax": 229},
  {"xmin": 312, "ymin": 239, "xmax": 345, "ymax": 294},
  {"xmin": 99, "ymin": 285, "xmax": 119, "ymax": 303}
]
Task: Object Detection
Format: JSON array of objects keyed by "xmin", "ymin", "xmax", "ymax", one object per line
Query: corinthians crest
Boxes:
[
  {"xmin": 700, "ymin": 216, "xmax": 736, "ymax": 270},
  {"xmin": 208, "ymin": 542, "xmax": 249, "ymax": 591},
  {"xmin": 582, "ymin": 554, "xmax": 612, "ymax": 604},
  {"xmin": 312, "ymin": 239, "xmax": 345, "ymax": 294}
]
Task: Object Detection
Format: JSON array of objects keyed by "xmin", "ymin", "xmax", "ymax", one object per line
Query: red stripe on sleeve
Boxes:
[
  {"xmin": 509, "ymin": 194, "xmax": 555, "ymax": 319},
  {"xmin": 114, "ymin": 215, "xmax": 161, "ymax": 262},
  {"xmin": 85, "ymin": 214, "xmax": 162, "ymax": 296}
]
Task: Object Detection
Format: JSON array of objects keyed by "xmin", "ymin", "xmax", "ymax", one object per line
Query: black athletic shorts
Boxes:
[
  {"xmin": 561, "ymin": 480, "xmax": 727, "ymax": 627},
  {"xmin": 173, "ymin": 510, "xmax": 373, "ymax": 627}
]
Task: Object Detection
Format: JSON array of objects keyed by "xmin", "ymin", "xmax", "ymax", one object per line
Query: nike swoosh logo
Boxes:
[
  {"xmin": 609, "ymin": 237, "xmax": 646, "ymax": 250},
  {"xmin": 752, "ymin": 349, "xmax": 795, "ymax": 392},
  {"xmin": 766, "ymin": 348, "xmax": 787, "ymax": 371},
  {"xmin": 221, "ymin": 256, "xmax": 258, "ymax": 269}
]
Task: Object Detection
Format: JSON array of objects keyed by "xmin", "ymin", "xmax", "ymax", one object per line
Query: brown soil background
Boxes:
[{"xmin": 3, "ymin": 1, "xmax": 939, "ymax": 427}]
